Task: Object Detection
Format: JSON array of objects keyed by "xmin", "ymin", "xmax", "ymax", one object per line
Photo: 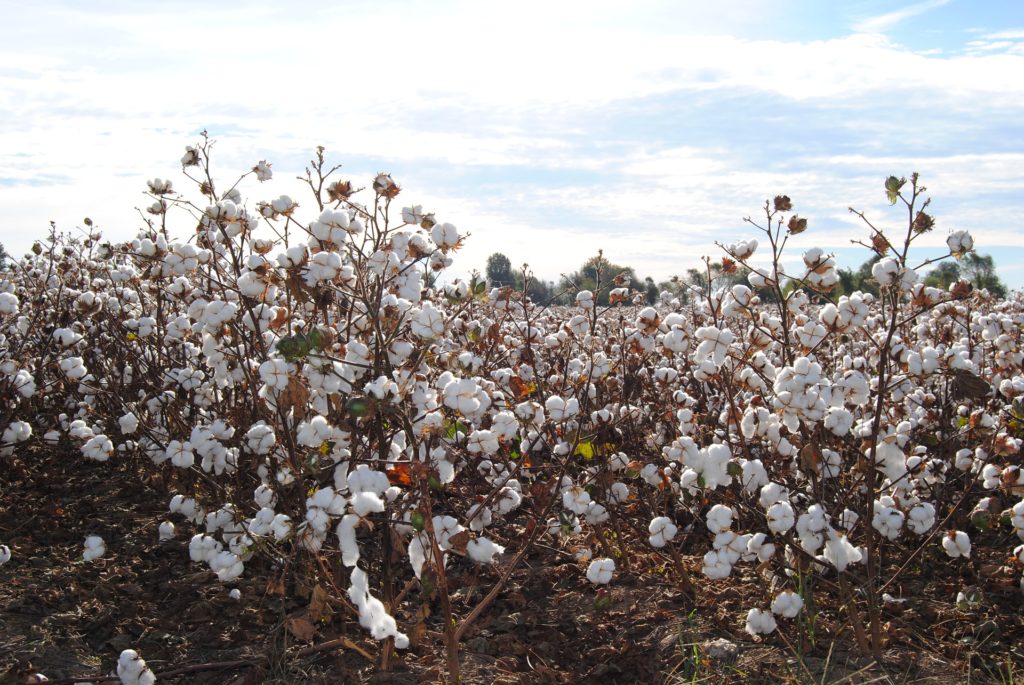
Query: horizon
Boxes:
[{"xmin": 2, "ymin": 0, "xmax": 1023, "ymax": 290}]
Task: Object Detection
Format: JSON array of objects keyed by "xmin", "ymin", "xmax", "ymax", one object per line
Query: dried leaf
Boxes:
[
  {"xmin": 285, "ymin": 616, "xmax": 316, "ymax": 641},
  {"xmin": 308, "ymin": 584, "xmax": 333, "ymax": 624}
]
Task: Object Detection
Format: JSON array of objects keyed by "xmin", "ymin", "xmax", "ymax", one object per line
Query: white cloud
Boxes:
[{"xmin": 851, "ymin": 0, "xmax": 953, "ymax": 34}]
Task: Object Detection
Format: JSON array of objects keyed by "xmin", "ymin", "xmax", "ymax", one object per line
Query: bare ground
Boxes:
[{"xmin": 1, "ymin": 449, "xmax": 1022, "ymax": 684}]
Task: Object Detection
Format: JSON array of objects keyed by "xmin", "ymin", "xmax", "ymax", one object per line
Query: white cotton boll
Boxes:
[
  {"xmin": 942, "ymin": 530, "xmax": 971, "ymax": 558},
  {"xmin": 254, "ymin": 484, "xmax": 277, "ymax": 508},
  {"xmin": 767, "ymin": 501, "xmax": 795, "ymax": 533},
  {"xmin": 871, "ymin": 501, "xmax": 905, "ymax": 541},
  {"xmin": 118, "ymin": 413, "xmax": 139, "ymax": 435},
  {"xmin": 771, "ymin": 590, "xmax": 804, "ymax": 618},
  {"xmin": 746, "ymin": 532, "xmax": 775, "ymax": 562},
  {"xmin": 907, "ymin": 502, "xmax": 936, "ymax": 535},
  {"xmin": 586, "ymin": 557, "xmax": 615, "ymax": 584},
  {"xmin": 584, "ymin": 502, "xmax": 609, "ymax": 526},
  {"xmin": 648, "ymin": 516, "xmax": 678, "ymax": 548},
  {"xmin": 83, "ymin": 535, "xmax": 106, "ymax": 562},
  {"xmin": 350, "ymin": 492, "xmax": 385, "ymax": 517},
  {"xmin": 209, "ymin": 551, "xmax": 244, "ymax": 582},
  {"xmin": 705, "ymin": 504, "xmax": 734, "ymax": 534},
  {"xmin": 270, "ymin": 514, "xmax": 292, "ymax": 541},
  {"xmin": 562, "ymin": 486, "xmax": 591, "ymax": 515},
  {"xmin": 229, "ymin": 588, "xmax": 241, "ymax": 600},
  {"xmin": 702, "ymin": 549, "xmax": 733, "ymax": 579},
  {"xmin": 467, "ymin": 537, "xmax": 505, "ymax": 564},
  {"xmin": 759, "ymin": 482, "xmax": 788, "ymax": 509},
  {"xmin": 349, "ymin": 567, "xmax": 409, "ymax": 648},
  {"xmin": 0, "ymin": 545, "xmax": 11, "ymax": 565},
  {"xmin": 158, "ymin": 521, "xmax": 175, "ymax": 541},
  {"xmin": 745, "ymin": 608, "xmax": 778, "ymax": 636},
  {"xmin": 188, "ymin": 534, "xmax": 222, "ymax": 563},
  {"xmin": 117, "ymin": 648, "xmax": 155, "ymax": 685},
  {"xmin": 822, "ymin": 529, "xmax": 863, "ymax": 572},
  {"xmin": 347, "ymin": 465, "xmax": 391, "ymax": 495},
  {"xmin": 338, "ymin": 514, "xmax": 361, "ymax": 567}
]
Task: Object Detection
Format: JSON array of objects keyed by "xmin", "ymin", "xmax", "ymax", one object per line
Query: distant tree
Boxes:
[
  {"xmin": 485, "ymin": 252, "xmax": 514, "ymax": 287},
  {"xmin": 644, "ymin": 277, "xmax": 658, "ymax": 305},
  {"xmin": 560, "ymin": 254, "xmax": 640, "ymax": 305},
  {"xmin": 923, "ymin": 261, "xmax": 960, "ymax": 290},
  {"xmin": 837, "ymin": 255, "xmax": 881, "ymax": 297},
  {"xmin": 960, "ymin": 253, "xmax": 1007, "ymax": 297}
]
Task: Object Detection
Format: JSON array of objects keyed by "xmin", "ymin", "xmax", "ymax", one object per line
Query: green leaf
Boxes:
[
  {"xmin": 885, "ymin": 176, "xmax": 906, "ymax": 205},
  {"xmin": 410, "ymin": 511, "xmax": 425, "ymax": 531},
  {"xmin": 346, "ymin": 397, "xmax": 370, "ymax": 417}
]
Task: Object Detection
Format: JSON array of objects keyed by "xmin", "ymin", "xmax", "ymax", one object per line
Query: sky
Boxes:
[{"xmin": 1, "ymin": 0, "xmax": 1023, "ymax": 290}]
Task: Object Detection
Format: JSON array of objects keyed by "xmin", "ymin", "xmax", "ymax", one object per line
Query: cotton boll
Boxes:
[
  {"xmin": 0, "ymin": 545, "xmax": 10, "ymax": 565},
  {"xmin": 83, "ymin": 535, "xmax": 106, "ymax": 562},
  {"xmin": 209, "ymin": 550, "xmax": 244, "ymax": 581},
  {"xmin": 705, "ymin": 504, "xmax": 734, "ymax": 534},
  {"xmin": 942, "ymin": 530, "xmax": 971, "ymax": 558},
  {"xmin": 648, "ymin": 516, "xmax": 678, "ymax": 548},
  {"xmin": 744, "ymin": 608, "xmax": 777, "ymax": 636},
  {"xmin": 467, "ymin": 537, "xmax": 505, "ymax": 564},
  {"xmin": 586, "ymin": 557, "xmax": 615, "ymax": 584},
  {"xmin": 348, "ymin": 567, "xmax": 409, "ymax": 648},
  {"xmin": 188, "ymin": 534, "xmax": 222, "ymax": 563},
  {"xmin": 702, "ymin": 549, "xmax": 732, "ymax": 579},
  {"xmin": 771, "ymin": 590, "xmax": 804, "ymax": 618},
  {"xmin": 766, "ymin": 501, "xmax": 795, "ymax": 533},
  {"xmin": 338, "ymin": 514, "xmax": 361, "ymax": 567},
  {"xmin": 350, "ymin": 491, "xmax": 385, "ymax": 517},
  {"xmin": 117, "ymin": 649, "xmax": 155, "ymax": 685},
  {"xmin": 822, "ymin": 529, "xmax": 863, "ymax": 572},
  {"xmin": 158, "ymin": 521, "xmax": 175, "ymax": 541},
  {"xmin": 229, "ymin": 588, "xmax": 241, "ymax": 600}
]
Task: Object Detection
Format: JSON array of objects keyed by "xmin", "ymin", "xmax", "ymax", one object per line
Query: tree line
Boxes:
[{"xmin": 483, "ymin": 248, "xmax": 1009, "ymax": 306}]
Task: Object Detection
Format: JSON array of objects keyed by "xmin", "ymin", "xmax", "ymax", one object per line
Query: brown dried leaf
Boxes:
[
  {"xmin": 285, "ymin": 616, "xmax": 316, "ymax": 642},
  {"xmin": 308, "ymin": 584, "xmax": 333, "ymax": 624}
]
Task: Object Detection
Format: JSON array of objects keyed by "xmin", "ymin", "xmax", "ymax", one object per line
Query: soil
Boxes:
[{"xmin": 1, "ymin": 448, "xmax": 1022, "ymax": 684}]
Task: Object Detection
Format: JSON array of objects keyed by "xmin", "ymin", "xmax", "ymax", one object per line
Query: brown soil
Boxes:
[{"xmin": 1, "ymin": 449, "xmax": 1021, "ymax": 684}]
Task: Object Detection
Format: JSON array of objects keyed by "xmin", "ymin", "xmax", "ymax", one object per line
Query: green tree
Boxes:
[
  {"xmin": 485, "ymin": 252, "xmax": 514, "ymax": 287},
  {"xmin": 923, "ymin": 261, "xmax": 960, "ymax": 290},
  {"xmin": 561, "ymin": 255, "xmax": 641, "ymax": 305},
  {"xmin": 960, "ymin": 253, "xmax": 1007, "ymax": 297}
]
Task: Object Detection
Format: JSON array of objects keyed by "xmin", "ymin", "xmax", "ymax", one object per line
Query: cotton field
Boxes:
[{"xmin": 1, "ymin": 139, "xmax": 1022, "ymax": 683}]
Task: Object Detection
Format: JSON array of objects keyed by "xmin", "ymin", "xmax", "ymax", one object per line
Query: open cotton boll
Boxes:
[
  {"xmin": 158, "ymin": 521, "xmax": 175, "ymax": 541},
  {"xmin": 229, "ymin": 588, "xmax": 241, "ymax": 600},
  {"xmin": 586, "ymin": 558, "xmax": 615, "ymax": 585},
  {"xmin": 349, "ymin": 567, "xmax": 409, "ymax": 648},
  {"xmin": 467, "ymin": 537, "xmax": 505, "ymax": 564},
  {"xmin": 117, "ymin": 649, "xmax": 155, "ymax": 685},
  {"xmin": 350, "ymin": 491, "xmax": 385, "ymax": 518},
  {"xmin": 648, "ymin": 517, "xmax": 678, "ymax": 548},
  {"xmin": 0, "ymin": 544, "xmax": 11, "ymax": 565},
  {"xmin": 745, "ymin": 608, "xmax": 778, "ymax": 636},
  {"xmin": 771, "ymin": 590, "xmax": 805, "ymax": 618},
  {"xmin": 338, "ymin": 514, "xmax": 361, "ymax": 567},
  {"xmin": 821, "ymin": 529, "xmax": 863, "ymax": 572},
  {"xmin": 83, "ymin": 535, "xmax": 106, "ymax": 562},
  {"xmin": 942, "ymin": 530, "xmax": 971, "ymax": 558},
  {"xmin": 705, "ymin": 504, "xmax": 734, "ymax": 534},
  {"xmin": 702, "ymin": 549, "xmax": 733, "ymax": 579},
  {"xmin": 188, "ymin": 534, "xmax": 222, "ymax": 563},
  {"xmin": 209, "ymin": 551, "xmax": 244, "ymax": 582}
]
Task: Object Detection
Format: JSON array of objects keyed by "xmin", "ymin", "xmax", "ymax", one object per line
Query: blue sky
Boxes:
[{"xmin": 1, "ymin": 0, "xmax": 1023, "ymax": 289}]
